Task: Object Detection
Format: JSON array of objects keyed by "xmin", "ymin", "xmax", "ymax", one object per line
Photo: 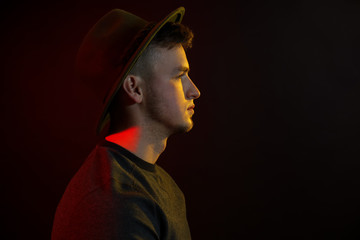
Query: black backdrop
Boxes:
[{"xmin": 1, "ymin": 0, "xmax": 360, "ymax": 239}]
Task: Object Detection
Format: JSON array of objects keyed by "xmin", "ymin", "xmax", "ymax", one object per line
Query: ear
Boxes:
[{"xmin": 122, "ymin": 75, "xmax": 143, "ymax": 104}]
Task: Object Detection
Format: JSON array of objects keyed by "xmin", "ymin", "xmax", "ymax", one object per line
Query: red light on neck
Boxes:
[{"xmin": 105, "ymin": 126, "xmax": 140, "ymax": 152}]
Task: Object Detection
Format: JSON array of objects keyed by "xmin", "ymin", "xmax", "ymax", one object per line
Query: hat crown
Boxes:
[{"xmin": 76, "ymin": 10, "xmax": 148, "ymax": 97}]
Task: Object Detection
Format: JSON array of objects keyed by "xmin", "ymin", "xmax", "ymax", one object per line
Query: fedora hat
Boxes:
[{"xmin": 76, "ymin": 7, "xmax": 185, "ymax": 135}]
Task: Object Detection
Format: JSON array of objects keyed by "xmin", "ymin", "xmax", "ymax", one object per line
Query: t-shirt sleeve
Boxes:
[{"xmin": 64, "ymin": 187, "xmax": 163, "ymax": 240}]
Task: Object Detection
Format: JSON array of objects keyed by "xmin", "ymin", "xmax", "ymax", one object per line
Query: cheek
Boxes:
[
  {"xmin": 149, "ymin": 80, "xmax": 186, "ymax": 112},
  {"xmin": 161, "ymin": 92, "xmax": 182, "ymax": 112},
  {"xmin": 171, "ymin": 80, "xmax": 186, "ymax": 99},
  {"xmin": 169, "ymin": 83, "xmax": 186, "ymax": 108}
]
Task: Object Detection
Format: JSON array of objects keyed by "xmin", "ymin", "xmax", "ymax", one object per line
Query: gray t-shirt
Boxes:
[{"xmin": 52, "ymin": 140, "xmax": 191, "ymax": 240}]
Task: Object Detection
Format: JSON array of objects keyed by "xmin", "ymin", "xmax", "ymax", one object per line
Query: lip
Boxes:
[{"xmin": 187, "ymin": 104, "xmax": 195, "ymax": 110}]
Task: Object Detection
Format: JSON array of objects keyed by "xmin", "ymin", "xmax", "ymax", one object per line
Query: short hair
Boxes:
[
  {"xmin": 149, "ymin": 21, "xmax": 194, "ymax": 50},
  {"xmin": 129, "ymin": 22, "xmax": 194, "ymax": 79}
]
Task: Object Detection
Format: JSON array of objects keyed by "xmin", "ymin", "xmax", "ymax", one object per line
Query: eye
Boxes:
[
  {"xmin": 177, "ymin": 73, "xmax": 185, "ymax": 79},
  {"xmin": 174, "ymin": 73, "xmax": 185, "ymax": 80},
  {"xmin": 177, "ymin": 71, "xmax": 189, "ymax": 79}
]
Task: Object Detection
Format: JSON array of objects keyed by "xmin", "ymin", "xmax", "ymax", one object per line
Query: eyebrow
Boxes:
[{"xmin": 174, "ymin": 66, "xmax": 190, "ymax": 74}]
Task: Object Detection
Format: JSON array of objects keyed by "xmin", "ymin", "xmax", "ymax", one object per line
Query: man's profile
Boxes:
[{"xmin": 51, "ymin": 7, "xmax": 200, "ymax": 240}]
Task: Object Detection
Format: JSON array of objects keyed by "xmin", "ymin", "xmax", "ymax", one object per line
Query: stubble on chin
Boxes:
[{"xmin": 174, "ymin": 118, "xmax": 194, "ymax": 134}]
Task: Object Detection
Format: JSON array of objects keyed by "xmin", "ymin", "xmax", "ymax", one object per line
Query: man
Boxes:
[{"xmin": 52, "ymin": 7, "xmax": 200, "ymax": 240}]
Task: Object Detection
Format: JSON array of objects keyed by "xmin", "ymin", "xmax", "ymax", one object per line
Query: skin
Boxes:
[{"xmin": 106, "ymin": 44, "xmax": 200, "ymax": 164}]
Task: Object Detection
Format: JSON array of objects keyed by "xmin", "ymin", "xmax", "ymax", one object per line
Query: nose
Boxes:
[{"xmin": 186, "ymin": 76, "xmax": 201, "ymax": 100}]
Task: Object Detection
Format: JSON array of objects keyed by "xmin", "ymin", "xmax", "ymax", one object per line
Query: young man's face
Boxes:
[{"xmin": 143, "ymin": 44, "xmax": 200, "ymax": 135}]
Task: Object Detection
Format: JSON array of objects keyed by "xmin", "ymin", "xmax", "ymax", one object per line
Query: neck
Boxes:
[{"xmin": 105, "ymin": 125, "xmax": 168, "ymax": 165}]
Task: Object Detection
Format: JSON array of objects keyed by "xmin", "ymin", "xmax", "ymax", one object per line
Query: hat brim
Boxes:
[{"xmin": 96, "ymin": 7, "xmax": 185, "ymax": 135}]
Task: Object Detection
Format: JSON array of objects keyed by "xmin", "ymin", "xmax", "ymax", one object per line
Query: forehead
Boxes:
[{"xmin": 150, "ymin": 45, "xmax": 189, "ymax": 73}]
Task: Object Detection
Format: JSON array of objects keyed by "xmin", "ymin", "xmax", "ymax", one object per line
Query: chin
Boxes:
[{"xmin": 174, "ymin": 120, "xmax": 194, "ymax": 134}]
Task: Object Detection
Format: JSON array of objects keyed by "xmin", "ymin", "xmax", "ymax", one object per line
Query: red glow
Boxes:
[{"xmin": 105, "ymin": 127, "xmax": 140, "ymax": 153}]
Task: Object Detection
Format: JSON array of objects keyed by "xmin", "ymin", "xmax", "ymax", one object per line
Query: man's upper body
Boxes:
[
  {"xmin": 52, "ymin": 8, "xmax": 200, "ymax": 240},
  {"xmin": 51, "ymin": 140, "xmax": 191, "ymax": 239}
]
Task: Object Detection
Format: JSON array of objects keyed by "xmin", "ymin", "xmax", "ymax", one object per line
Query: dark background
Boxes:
[{"xmin": 1, "ymin": 0, "xmax": 360, "ymax": 239}]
